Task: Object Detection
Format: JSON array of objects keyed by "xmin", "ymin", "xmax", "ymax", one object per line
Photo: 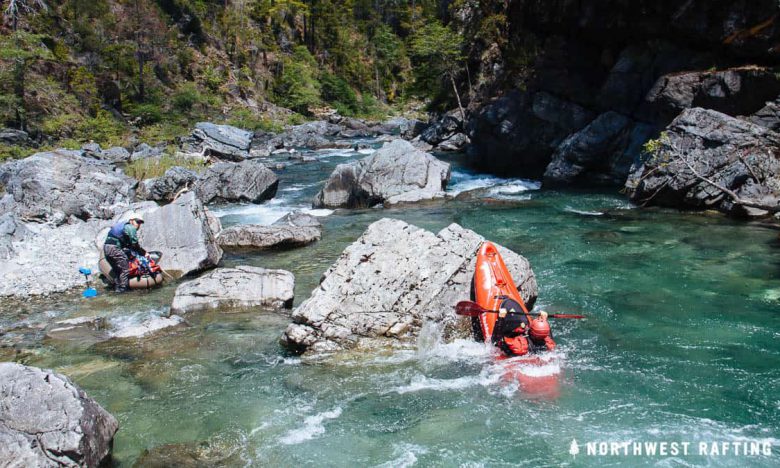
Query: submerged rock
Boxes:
[
  {"xmin": 139, "ymin": 192, "xmax": 223, "ymax": 277},
  {"xmin": 0, "ymin": 362, "xmax": 119, "ymax": 467},
  {"xmin": 170, "ymin": 266, "xmax": 295, "ymax": 314},
  {"xmin": 626, "ymin": 107, "xmax": 780, "ymax": 217},
  {"xmin": 280, "ymin": 218, "xmax": 537, "ymax": 355},
  {"xmin": 194, "ymin": 161, "xmax": 278, "ymax": 204},
  {"xmin": 217, "ymin": 211, "xmax": 322, "ymax": 250},
  {"xmin": 0, "ymin": 150, "xmax": 136, "ymax": 224},
  {"xmin": 312, "ymin": 139, "xmax": 450, "ymax": 208},
  {"xmin": 191, "ymin": 122, "xmax": 253, "ymax": 161}
]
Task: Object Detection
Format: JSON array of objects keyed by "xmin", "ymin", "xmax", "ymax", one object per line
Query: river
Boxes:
[{"xmin": 1, "ymin": 140, "xmax": 778, "ymax": 466}]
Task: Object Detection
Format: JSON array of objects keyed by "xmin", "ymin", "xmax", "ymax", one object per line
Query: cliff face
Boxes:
[{"xmin": 465, "ymin": 0, "xmax": 780, "ymax": 189}]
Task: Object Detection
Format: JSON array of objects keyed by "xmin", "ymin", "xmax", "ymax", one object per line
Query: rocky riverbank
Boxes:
[{"xmin": 449, "ymin": 0, "xmax": 780, "ymax": 218}]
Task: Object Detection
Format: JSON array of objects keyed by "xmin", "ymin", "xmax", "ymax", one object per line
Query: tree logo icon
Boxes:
[{"xmin": 569, "ymin": 439, "xmax": 580, "ymax": 459}]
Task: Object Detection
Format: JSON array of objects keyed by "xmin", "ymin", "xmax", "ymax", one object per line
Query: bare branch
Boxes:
[{"xmin": 674, "ymin": 147, "xmax": 780, "ymax": 214}]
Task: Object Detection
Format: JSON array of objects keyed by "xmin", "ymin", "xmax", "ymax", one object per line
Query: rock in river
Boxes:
[
  {"xmin": 280, "ymin": 218, "xmax": 537, "ymax": 355},
  {"xmin": 194, "ymin": 161, "xmax": 278, "ymax": 204},
  {"xmin": 0, "ymin": 362, "xmax": 119, "ymax": 467},
  {"xmin": 217, "ymin": 211, "xmax": 322, "ymax": 250},
  {"xmin": 139, "ymin": 192, "xmax": 223, "ymax": 277},
  {"xmin": 312, "ymin": 139, "xmax": 451, "ymax": 208},
  {"xmin": 626, "ymin": 107, "xmax": 780, "ymax": 217},
  {"xmin": 170, "ymin": 266, "xmax": 295, "ymax": 314}
]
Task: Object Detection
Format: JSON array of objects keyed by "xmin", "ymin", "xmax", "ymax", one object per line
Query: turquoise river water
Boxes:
[{"xmin": 1, "ymin": 142, "xmax": 778, "ymax": 467}]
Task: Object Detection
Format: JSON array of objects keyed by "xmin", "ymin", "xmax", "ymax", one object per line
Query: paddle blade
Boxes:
[
  {"xmin": 454, "ymin": 300, "xmax": 488, "ymax": 317},
  {"xmin": 549, "ymin": 314, "xmax": 585, "ymax": 319}
]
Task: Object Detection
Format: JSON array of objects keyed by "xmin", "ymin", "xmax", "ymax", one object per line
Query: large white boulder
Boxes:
[{"xmin": 280, "ymin": 218, "xmax": 537, "ymax": 355}]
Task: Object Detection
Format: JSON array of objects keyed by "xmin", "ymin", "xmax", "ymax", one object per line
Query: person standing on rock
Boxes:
[{"xmin": 103, "ymin": 213, "xmax": 148, "ymax": 293}]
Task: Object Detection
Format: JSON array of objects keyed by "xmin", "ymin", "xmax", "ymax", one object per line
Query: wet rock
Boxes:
[
  {"xmin": 170, "ymin": 266, "xmax": 294, "ymax": 314},
  {"xmin": 280, "ymin": 218, "xmax": 537, "ymax": 355},
  {"xmin": 133, "ymin": 436, "xmax": 245, "ymax": 467},
  {"xmin": 191, "ymin": 122, "xmax": 253, "ymax": 161},
  {"xmin": 420, "ymin": 114, "xmax": 461, "ymax": 145},
  {"xmin": 375, "ymin": 117, "xmax": 426, "ymax": 138},
  {"xmin": 0, "ymin": 150, "xmax": 136, "ymax": 224},
  {"xmin": 0, "ymin": 219, "xmax": 105, "ymax": 297},
  {"xmin": 261, "ymin": 120, "xmax": 341, "ymax": 150},
  {"xmin": 110, "ymin": 315, "xmax": 186, "ymax": 339},
  {"xmin": 138, "ymin": 192, "xmax": 223, "ymax": 277},
  {"xmin": 626, "ymin": 107, "xmax": 780, "ymax": 218},
  {"xmin": 313, "ymin": 139, "xmax": 451, "ymax": 208},
  {"xmin": 217, "ymin": 211, "xmax": 322, "ymax": 250},
  {"xmin": 437, "ymin": 132, "xmax": 470, "ymax": 152},
  {"xmin": 194, "ymin": 161, "xmax": 278, "ymax": 204},
  {"xmin": 137, "ymin": 166, "xmax": 199, "ymax": 203},
  {"xmin": 544, "ymin": 111, "xmax": 634, "ymax": 186},
  {"xmin": 0, "ymin": 362, "xmax": 118, "ymax": 467}
]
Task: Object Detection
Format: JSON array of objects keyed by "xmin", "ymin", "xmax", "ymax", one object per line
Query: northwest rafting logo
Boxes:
[{"xmin": 568, "ymin": 439, "xmax": 773, "ymax": 459}]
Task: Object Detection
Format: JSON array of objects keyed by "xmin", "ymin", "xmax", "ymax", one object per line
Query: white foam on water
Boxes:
[
  {"xmin": 279, "ymin": 407, "xmax": 343, "ymax": 445},
  {"xmin": 357, "ymin": 148, "xmax": 375, "ymax": 154},
  {"xmin": 108, "ymin": 310, "xmax": 183, "ymax": 338},
  {"xmin": 300, "ymin": 208, "xmax": 334, "ymax": 217},
  {"xmin": 488, "ymin": 180, "xmax": 541, "ymax": 196},
  {"xmin": 388, "ymin": 368, "xmax": 501, "ymax": 395},
  {"xmin": 373, "ymin": 443, "xmax": 428, "ymax": 468},
  {"xmin": 564, "ymin": 206, "xmax": 605, "ymax": 216},
  {"xmin": 447, "ymin": 172, "xmax": 509, "ymax": 195}
]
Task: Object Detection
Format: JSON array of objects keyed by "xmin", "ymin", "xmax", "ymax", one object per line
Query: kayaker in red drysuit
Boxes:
[{"xmin": 492, "ymin": 308, "xmax": 556, "ymax": 356}]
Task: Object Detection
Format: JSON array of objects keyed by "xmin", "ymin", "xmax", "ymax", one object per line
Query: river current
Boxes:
[{"xmin": 1, "ymin": 141, "xmax": 778, "ymax": 466}]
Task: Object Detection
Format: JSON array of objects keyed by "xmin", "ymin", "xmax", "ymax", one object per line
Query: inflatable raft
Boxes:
[{"xmin": 98, "ymin": 250, "xmax": 164, "ymax": 289}]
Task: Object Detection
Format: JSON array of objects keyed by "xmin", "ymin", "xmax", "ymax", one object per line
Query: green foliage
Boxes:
[
  {"xmin": 124, "ymin": 155, "xmax": 207, "ymax": 181},
  {"xmin": 68, "ymin": 67, "xmax": 99, "ymax": 113},
  {"xmin": 40, "ymin": 113, "xmax": 83, "ymax": 139},
  {"xmin": 136, "ymin": 122, "xmax": 191, "ymax": 146},
  {"xmin": 409, "ymin": 20, "xmax": 464, "ymax": 98},
  {"xmin": 129, "ymin": 103, "xmax": 164, "ymax": 125},
  {"xmin": 172, "ymin": 83, "xmax": 205, "ymax": 112},
  {"xmin": 75, "ymin": 110, "xmax": 127, "ymax": 147},
  {"xmin": 321, "ymin": 73, "xmax": 358, "ymax": 115},
  {"xmin": 203, "ymin": 65, "xmax": 226, "ymax": 92},
  {"xmin": 273, "ymin": 46, "xmax": 321, "ymax": 114},
  {"xmin": 0, "ymin": 144, "xmax": 36, "ymax": 162},
  {"xmin": 226, "ymin": 109, "xmax": 284, "ymax": 133},
  {"xmin": 642, "ymin": 132, "xmax": 669, "ymax": 156}
]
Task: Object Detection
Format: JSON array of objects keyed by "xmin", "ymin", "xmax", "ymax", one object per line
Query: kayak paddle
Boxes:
[{"xmin": 454, "ymin": 300, "xmax": 584, "ymax": 319}]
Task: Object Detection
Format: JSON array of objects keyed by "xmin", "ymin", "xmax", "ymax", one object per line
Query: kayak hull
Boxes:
[{"xmin": 473, "ymin": 241, "xmax": 531, "ymax": 343}]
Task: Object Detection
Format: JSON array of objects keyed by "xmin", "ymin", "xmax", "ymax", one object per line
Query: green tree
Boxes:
[
  {"xmin": 272, "ymin": 45, "xmax": 321, "ymax": 113},
  {"xmin": 409, "ymin": 20, "xmax": 465, "ymax": 122},
  {"xmin": 2, "ymin": 0, "xmax": 49, "ymax": 130}
]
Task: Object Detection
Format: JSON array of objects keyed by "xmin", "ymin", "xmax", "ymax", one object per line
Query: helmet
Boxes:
[
  {"xmin": 127, "ymin": 212, "xmax": 144, "ymax": 223},
  {"xmin": 529, "ymin": 317, "xmax": 551, "ymax": 341}
]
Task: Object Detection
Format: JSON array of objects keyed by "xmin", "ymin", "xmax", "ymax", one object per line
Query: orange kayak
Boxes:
[{"xmin": 472, "ymin": 241, "xmax": 533, "ymax": 343}]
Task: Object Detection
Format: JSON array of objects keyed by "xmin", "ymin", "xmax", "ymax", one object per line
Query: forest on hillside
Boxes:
[{"xmin": 0, "ymin": 0, "xmax": 508, "ymax": 158}]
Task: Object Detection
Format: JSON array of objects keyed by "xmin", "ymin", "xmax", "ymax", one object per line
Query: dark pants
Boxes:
[{"xmin": 104, "ymin": 244, "xmax": 129, "ymax": 291}]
